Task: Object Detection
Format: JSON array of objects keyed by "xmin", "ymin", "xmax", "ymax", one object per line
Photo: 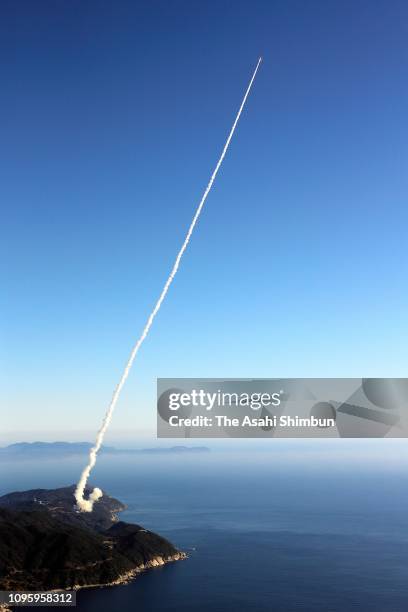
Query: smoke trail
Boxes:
[{"xmin": 75, "ymin": 57, "xmax": 262, "ymax": 512}]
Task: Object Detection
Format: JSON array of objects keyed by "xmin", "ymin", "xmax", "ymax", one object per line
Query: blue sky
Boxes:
[{"xmin": 1, "ymin": 0, "xmax": 408, "ymax": 440}]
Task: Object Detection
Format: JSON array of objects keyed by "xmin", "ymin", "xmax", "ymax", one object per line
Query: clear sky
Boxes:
[{"xmin": 1, "ymin": 0, "xmax": 407, "ymax": 440}]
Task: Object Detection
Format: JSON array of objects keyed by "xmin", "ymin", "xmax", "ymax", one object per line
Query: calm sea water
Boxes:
[{"xmin": 1, "ymin": 450, "xmax": 408, "ymax": 611}]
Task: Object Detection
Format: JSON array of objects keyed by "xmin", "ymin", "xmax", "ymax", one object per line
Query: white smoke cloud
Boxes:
[{"xmin": 75, "ymin": 57, "xmax": 262, "ymax": 512}]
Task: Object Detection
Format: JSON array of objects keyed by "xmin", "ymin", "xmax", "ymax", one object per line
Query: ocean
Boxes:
[{"xmin": 1, "ymin": 447, "xmax": 408, "ymax": 611}]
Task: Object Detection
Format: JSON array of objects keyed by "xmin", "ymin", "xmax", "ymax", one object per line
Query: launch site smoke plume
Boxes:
[{"xmin": 75, "ymin": 57, "xmax": 262, "ymax": 512}]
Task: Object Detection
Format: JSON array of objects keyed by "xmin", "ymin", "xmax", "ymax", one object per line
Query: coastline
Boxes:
[
  {"xmin": 0, "ymin": 553, "xmax": 187, "ymax": 611},
  {"xmin": 71, "ymin": 551, "xmax": 187, "ymax": 591}
]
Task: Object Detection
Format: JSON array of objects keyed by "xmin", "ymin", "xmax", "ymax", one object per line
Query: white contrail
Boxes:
[{"xmin": 75, "ymin": 57, "xmax": 262, "ymax": 512}]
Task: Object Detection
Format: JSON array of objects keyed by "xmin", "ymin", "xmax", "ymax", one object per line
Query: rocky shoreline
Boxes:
[
  {"xmin": 0, "ymin": 553, "xmax": 187, "ymax": 612},
  {"xmin": 71, "ymin": 551, "xmax": 187, "ymax": 590}
]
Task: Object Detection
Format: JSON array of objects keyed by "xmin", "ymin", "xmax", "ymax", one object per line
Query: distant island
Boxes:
[
  {"xmin": 0, "ymin": 485, "xmax": 186, "ymax": 591},
  {"xmin": 0, "ymin": 442, "xmax": 210, "ymax": 459}
]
